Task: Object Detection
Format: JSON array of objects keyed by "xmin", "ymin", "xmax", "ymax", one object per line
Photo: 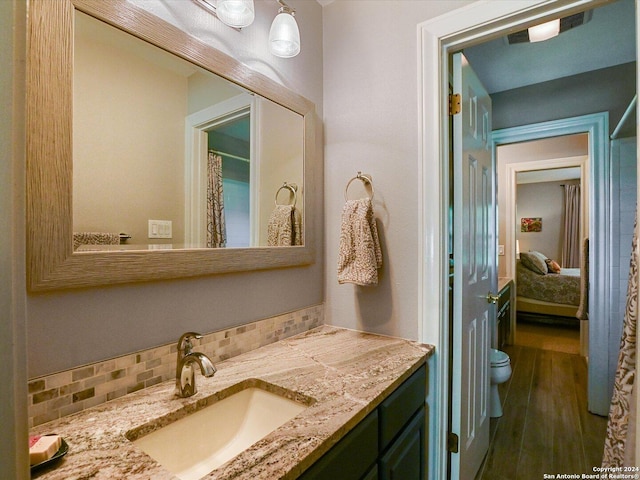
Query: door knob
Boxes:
[{"xmin": 486, "ymin": 292, "xmax": 500, "ymax": 304}]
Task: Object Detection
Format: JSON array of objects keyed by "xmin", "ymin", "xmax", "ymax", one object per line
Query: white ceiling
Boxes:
[{"xmin": 463, "ymin": 0, "xmax": 636, "ymax": 94}]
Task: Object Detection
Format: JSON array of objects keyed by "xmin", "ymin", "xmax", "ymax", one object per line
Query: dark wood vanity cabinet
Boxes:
[
  {"xmin": 497, "ymin": 279, "xmax": 513, "ymax": 349},
  {"xmin": 379, "ymin": 408, "xmax": 426, "ymax": 480},
  {"xmin": 299, "ymin": 364, "xmax": 427, "ymax": 480}
]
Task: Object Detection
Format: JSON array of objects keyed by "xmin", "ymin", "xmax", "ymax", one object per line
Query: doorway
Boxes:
[
  {"xmin": 492, "ymin": 113, "xmax": 611, "ymax": 417},
  {"xmin": 184, "ymin": 93, "xmax": 255, "ymax": 247},
  {"xmin": 498, "ymin": 134, "xmax": 589, "ymax": 354},
  {"xmin": 418, "ymin": 1, "xmax": 637, "ymax": 478},
  {"xmin": 206, "ymin": 113, "xmax": 252, "ymax": 248},
  {"xmin": 509, "ymin": 155, "xmax": 587, "ymax": 355}
]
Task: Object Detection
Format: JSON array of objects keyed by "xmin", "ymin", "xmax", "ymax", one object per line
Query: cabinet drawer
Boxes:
[
  {"xmin": 362, "ymin": 464, "xmax": 378, "ymax": 480},
  {"xmin": 378, "ymin": 365, "xmax": 426, "ymax": 450},
  {"xmin": 299, "ymin": 410, "xmax": 378, "ymax": 480},
  {"xmin": 379, "ymin": 408, "xmax": 426, "ymax": 480}
]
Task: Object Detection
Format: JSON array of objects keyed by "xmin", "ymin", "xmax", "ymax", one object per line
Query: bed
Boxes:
[{"xmin": 516, "ymin": 252, "xmax": 582, "ymax": 320}]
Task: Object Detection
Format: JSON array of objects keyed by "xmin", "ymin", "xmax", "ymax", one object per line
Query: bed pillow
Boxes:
[
  {"xmin": 545, "ymin": 258, "xmax": 561, "ymax": 274},
  {"xmin": 520, "ymin": 251, "xmax": 548, "ymax": 275}
]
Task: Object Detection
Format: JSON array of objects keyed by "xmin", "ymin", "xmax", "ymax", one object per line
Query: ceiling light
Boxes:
[
  {"xmin": 269, "ymin": 2, "xmax": 300, "ymax": 58},
  {"xmin": 528, "ymin": 19, "xmax": 560, "ymax": 43},
  {"xmin": 507, "ymin": 12, "xmax": 592, "ymax": 45},
  {"xmin": 216, "ymin": 0, "xmax": 255, "ymax": 28}
]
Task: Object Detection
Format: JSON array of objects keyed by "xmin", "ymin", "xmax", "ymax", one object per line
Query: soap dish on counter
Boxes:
[{"xmin": 30, "ymin": 437, "xmax": 68, "ymax": 473}]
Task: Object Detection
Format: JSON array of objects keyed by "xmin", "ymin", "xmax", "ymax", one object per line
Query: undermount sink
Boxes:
[{"xmin": 128, "ymin": 381, "xmax": 311, "ymax": 480}]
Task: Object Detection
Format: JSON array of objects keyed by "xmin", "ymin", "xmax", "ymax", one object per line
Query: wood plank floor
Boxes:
[
  {"xmin": 515, "ymin": 321, "xmax": 580, "ymax": 355},
  {"xmin": 476, "ymin": 345, "xmax": 608, "ymax": 480}
]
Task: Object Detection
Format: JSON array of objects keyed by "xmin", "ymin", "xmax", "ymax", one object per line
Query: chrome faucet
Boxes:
[{"xmin": 175, "ymin": 332, "xmax": 216, "ymax": 398}]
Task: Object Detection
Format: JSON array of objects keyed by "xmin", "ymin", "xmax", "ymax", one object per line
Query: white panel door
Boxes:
[{"xmin": 451, "ymin": 52, "xmax": 495, "ymax": 480}]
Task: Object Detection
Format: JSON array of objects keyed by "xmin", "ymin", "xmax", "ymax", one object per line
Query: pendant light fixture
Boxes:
[
  {"xmin": 216, "ymin": 0, "xmax": 255, "ymax": 28},
  {"xmin": 193, "ymin": 0, "xmax": 255, "ymax": 29},
  {"xmin": 269, "ymin": 0, "xmax": 300, "ymax": 58},
  {"xmin": 193, "ymin": 0, "xmax": 301, "ymax": 58}
]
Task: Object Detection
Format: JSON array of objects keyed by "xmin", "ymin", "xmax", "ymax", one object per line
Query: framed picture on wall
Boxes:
[{"xmin": 521, "ymin": 217, "xmax": 542, "ymax": 232}]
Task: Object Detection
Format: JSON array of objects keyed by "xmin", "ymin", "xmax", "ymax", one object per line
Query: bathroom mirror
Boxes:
[
  {"xmin": 73, "ymin": 11, "xmax": 305, "ymax": 250},
  {"xmin": 26, "ymin": 0, "xmax": 316, "ymax": 291}
]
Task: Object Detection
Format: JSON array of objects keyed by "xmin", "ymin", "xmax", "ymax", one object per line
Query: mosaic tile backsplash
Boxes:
[{"xmin": 28, "ymin": 305, "xmax": 323, "ymax": 428}]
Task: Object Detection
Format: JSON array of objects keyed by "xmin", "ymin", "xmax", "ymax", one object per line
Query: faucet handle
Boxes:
[{"xmin": 177, "ymin": 332, "xmax": 203, "ymax": 354}]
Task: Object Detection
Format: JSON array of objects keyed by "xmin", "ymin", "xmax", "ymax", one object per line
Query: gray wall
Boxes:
[
  {"xmin": 491, "ymin": 62, "xmax": 636, "ymax": 135},
  {"xmin": 322, "ymin": 0, "xmax": 472, "ymax": 339},
  {"xmin": 26, "ymin": 0, "xmax": 325, "ymax": 378},
  {"xmin": 516, "ymin": 180, "xmax": 569, "ymax": 262}
]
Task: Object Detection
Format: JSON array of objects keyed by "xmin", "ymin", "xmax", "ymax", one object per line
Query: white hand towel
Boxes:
[{"xmin": 337, "ymin": 198, "xmax": 382, "ymax": 286}]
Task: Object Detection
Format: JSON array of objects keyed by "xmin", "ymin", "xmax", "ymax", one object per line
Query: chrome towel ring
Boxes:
[
  {"xmin": 344, "ymin": 171, "xmax": 374, "ymax": 201},
  {"xmin": 275, "ymin": 182, "xmax": 298, "ymax": 207}
]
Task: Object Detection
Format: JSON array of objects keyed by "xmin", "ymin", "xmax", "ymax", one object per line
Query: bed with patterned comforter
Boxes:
[
  {"xmin": 516, "ymin": 260, "xmax": 581, "ymax": 305},
  {"xmin": 516, "ymin": 259, "xmax": 581, "ymax": 318}
]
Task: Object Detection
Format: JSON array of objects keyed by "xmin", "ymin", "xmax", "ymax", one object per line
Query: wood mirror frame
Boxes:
[{"xmin": 26, "ymin": 0, "xmax": 316, "ymax": 292}]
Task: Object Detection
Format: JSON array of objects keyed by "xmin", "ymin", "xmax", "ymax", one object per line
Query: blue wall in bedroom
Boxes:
[{"xmin": 491, "ymin": 62, "xmax": 636, "ymax": 135}]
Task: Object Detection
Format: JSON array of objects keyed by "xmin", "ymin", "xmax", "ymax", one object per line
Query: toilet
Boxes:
[{"xmin": 490, "ymin": 348, "xmax": 512, "ymax": 418}]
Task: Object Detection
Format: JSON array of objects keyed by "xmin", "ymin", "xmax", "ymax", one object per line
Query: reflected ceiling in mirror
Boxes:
[
  {"xmin": 26, "ymin": 0, "xmax": 315, "ymax": 291},
  {"xmin": 73, "ymin": 11, "xmax": 304, "ymax": 251}
]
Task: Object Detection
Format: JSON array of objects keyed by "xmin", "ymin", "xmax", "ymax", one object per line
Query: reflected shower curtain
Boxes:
[
  {"xmin": 206, "ymin": 152, "xmax": 226, "ymax": 248},
  {"xmin": 602, "ymin": 216, "xmax": 638, "ymax": 467},
  {"xmin": 562, "ymin": 184, "xmax": 581, "ymax": 268}
]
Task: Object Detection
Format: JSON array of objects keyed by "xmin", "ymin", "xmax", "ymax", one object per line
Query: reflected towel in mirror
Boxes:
[
  {"xmin": 73, "ymin": 232, "xmax": 120, "ymax": 251},
  {"xmin": 267, "ymin": 205, "xmax": 302, "ymax": 246},
  {"xmin": 337, "ymin": 198, "xmax": 382, "ymax": 286}
]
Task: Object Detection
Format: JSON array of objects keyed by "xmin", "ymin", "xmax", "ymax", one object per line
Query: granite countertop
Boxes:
[
  {"xmin": 31, "ymin": 326, "xmax": 434, "ymax": 480},
  {"xmin": 498, "ymin": 276, "xmax": 513, "ymax": 293}
]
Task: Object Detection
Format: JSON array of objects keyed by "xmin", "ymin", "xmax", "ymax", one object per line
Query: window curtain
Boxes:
[
  {"xmin": 562, "ymin": 184, "xmax": 581, "ymax": 268},
  {"xmin": 206, "ymin": 151, "xmax": 226, "ymax": 248},
  {"xmin": 602, "ymin": 215, "xmax": 637, "ymax": 468}
]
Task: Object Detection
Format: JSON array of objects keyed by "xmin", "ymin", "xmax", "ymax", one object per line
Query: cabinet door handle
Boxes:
[{"xmin": 486, "ymin": 292, "xmax": 500, "ymax": 304}]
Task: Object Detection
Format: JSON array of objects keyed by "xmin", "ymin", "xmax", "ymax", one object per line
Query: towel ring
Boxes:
[
  {"xmin": 344, "ymin": 172, "xmax": 374, "ymax": 201},
  {"xmin": 275, "ymin": 182, "xmax": 298, "ymax": 207}
]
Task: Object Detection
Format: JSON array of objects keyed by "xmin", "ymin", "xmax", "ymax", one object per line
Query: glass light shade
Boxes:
[
  {"xmin": 528, "ymin": 19, "xmax": 560, "ymax": 43},
  {"xmin": 269, "ymin": 12, "xmax": 300, "ymax": 58},
  {"xmin": 216, "ymin": 0, "xmax": 255, "ymax": 28}
]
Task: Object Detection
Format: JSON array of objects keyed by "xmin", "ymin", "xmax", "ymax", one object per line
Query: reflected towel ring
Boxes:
[
  {"xmin": 344, "ymin": 171, "xmax": 374, "ymax": 201},
  {"xmin": 275, "ymin": 182, "xmax": 298, "ymax": 207}
]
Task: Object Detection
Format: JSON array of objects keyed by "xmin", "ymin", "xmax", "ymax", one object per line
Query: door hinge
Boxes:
[
  {"xmin": 448, "ymin": 432, "xmax": 459, "ymax": 453},
  {"xmin": 449, "ymin": 93, "xmax": 461, "ymax": 116}
]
